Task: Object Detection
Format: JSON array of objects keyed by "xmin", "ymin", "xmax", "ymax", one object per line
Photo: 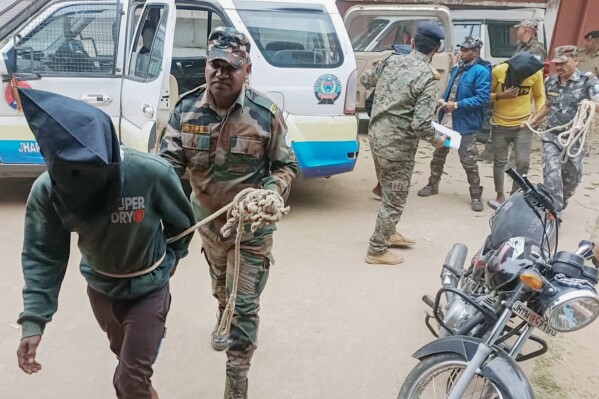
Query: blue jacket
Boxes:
[{"xmin": 439, "ymin": 58, "xmax": 491, "ymax": 135}]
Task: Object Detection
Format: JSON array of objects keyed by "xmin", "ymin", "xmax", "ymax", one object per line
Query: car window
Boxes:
[
  {"xmin": 171, "ymin": 8, "xmax": 225, "ymax": 92},
  {"xmin": 347, "ymin": 16, "xmax": 446, "ymax": 53},
  {"xmin": 127, "ymin": 5, "xmax": 167, "ymax": 81},
  {"xmin": 238, "ymin": 8, "xmax": 342, "ymax": 68},
  {"xmin": 488, "ymin": 21, "xmax": 519, "ymax": 58},
  {"xmin": 351, "ymin": 19, "xmax": 388, "ymax": 51},
  {"xmin": 453, "ymin": 24, "xmax": 481, "ymax": 51},
  {"xmin": 14, "ymin": 3, "xmax": 119, "ymax": 75}
]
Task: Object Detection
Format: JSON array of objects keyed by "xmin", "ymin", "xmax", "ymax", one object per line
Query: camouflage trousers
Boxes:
[
  {"xmin": 428, "ymin": 133, "xmax": 481, "ymax": 190},
  {"xmin": 542, "ymin": 133, "xmax": 584, "ymax": 214},
  {"xmin": 200, "ymin": 228, "xmax": 272, "ymax": 380},
  {"xmin": 491, "ymin": 125, "xmax": 533, "ymax": 194},
  {"xmin": 368, "ymin": 137, "xmax": 418, "ymax": 256}
]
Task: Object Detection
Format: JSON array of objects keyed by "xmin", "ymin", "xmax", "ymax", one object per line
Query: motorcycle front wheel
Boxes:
[{"xmin": 398, "ymin": 353, "xmax": 504, "ymax": 399}]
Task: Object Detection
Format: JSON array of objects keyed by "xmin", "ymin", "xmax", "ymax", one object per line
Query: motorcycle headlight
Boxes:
[{"xmin": 544, "ymin": 289, "xmax": 599, "ymax": 332}]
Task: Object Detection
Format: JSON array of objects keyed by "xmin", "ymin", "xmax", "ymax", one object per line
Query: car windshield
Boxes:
[{"xmin": 237, "ymin": 8, "xmax": 342, "ymax": 68}]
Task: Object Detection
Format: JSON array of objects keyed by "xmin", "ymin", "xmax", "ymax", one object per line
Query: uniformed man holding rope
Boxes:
[
  {"xmin": 160, "ymin": 27, "xmax": 297, "ymax": 398},
  {"xmin": 527, "ymin": 45, "xmax": 599, "ymax": 219}
]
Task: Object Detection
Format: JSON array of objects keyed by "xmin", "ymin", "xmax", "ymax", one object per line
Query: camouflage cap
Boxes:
[
  {"xmin": 551, "ymin": 45, "xmax": 578, "ymax": 63},
  {"xmin": 207, "ymin": 27, "xmax": 251, "ymax": 69},
  {"xmin": 514, "ymin": 18, "xmax": 539, "ymax": 30},
  {"xmin": 458, "ymin": 36, "xmax": 483, "ymax": 50}
]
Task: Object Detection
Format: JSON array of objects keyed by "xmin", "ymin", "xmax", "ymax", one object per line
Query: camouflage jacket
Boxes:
[
  {"xmin": 545, "ymin": 69, "xmax": 599, "ymax": 128},
  {"xmin": 577, "ymin": 48, "xmax": 599, "ymax": 77},
  {"xmin": 515, "ymin": 37, "xmax": 547, "ymax": 61},
  {"xmin": 160, "ymin": 85, "xmax": 298, "ymax": 235},
  {"xmin": 360, "ymin": 50, "xmax": 440, "ymax": 160}
]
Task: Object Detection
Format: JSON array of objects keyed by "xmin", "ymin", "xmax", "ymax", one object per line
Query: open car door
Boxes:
[
  {"xmin": 344, "ymin": 5, "xmax": 453, "ymax": 113},
  {"xmin": 120, "ymin": 0, "xmax": 176, "ymax": 153}
]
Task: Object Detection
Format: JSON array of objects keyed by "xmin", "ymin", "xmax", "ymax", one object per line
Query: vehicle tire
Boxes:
[{"xmin": 397, "ymin": 353, "xmax": 505, "ymax": 399}]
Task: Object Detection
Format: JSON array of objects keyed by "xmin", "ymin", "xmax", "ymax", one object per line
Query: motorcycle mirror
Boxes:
[{"xmin": 576, "ymin": 240, "xmax": 594, "ymax": 259}]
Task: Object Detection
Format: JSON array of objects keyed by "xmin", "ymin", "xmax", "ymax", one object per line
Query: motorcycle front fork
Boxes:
[{"xmin": 446, "ymin": 306, "xmax": 514, "ymax": 399}]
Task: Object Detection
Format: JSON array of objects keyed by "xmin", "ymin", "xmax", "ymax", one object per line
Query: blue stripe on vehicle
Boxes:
[
  {"xmin": 0, "ymin": 140, "xmax": 44, "ymax": 164},
  {"xmin": 291, "ymin": 140, "xmax": 359, "ymax": 178}
]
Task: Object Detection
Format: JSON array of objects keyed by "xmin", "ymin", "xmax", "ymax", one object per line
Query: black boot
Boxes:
[
  {"xmin": 417, "ymin": 178, "xmax": 440, "ymax": 197},
  {"xmin": 470, "ymin": 186, "xmax": 484, "ymax": 212},
  {"xmin": 224, "ymin": 376, "xmax": 248, "ymax": 399}
]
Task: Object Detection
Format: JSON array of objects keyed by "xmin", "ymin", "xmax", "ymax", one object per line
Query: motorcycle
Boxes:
[{"xmin": 398, "ymin": 167, "xmax": 599, "ymax": 399}]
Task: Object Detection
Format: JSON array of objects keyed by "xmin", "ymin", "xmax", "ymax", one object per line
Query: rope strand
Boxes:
[
  {"xmin": 524, "ymin": 100, "xmax": 596, "ymax": 163},
  {"xmin": 166, "ymin": 187, "xmax": 290, "ymax": 340}
]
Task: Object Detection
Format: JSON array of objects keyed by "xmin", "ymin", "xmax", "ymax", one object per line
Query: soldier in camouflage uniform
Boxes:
[
  {"xmin": 514, "ymin": 19, "xmax": 547, "ymax": 61},
  {"xmin": 528, "ymin": 46, "xmax": 599, "ymax": 219},
  {"xmin": 418, "ymin": 37, "xmax": 491, "ymax": 212},
  {"xmin": 160, "ymin": 27, "xmax": 297, "ymax": 398},
  {"xmin": 362, "ymin": 22, "xmax": 446, "ymax": 265}
]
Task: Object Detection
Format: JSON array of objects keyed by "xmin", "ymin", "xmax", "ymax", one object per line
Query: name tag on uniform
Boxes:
[
  {"xmin": 181, "ymin": 123, "xmax": 210, "ymax": 134},
  {"xmin": 547, "ymin": 92, "xmax": 560, "ymax": 97}
]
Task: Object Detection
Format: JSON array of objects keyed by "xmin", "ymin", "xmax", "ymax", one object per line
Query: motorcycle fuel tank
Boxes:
[{"xmin": 490, "ymin": 191, "xmax": 556, "ymax": 250}]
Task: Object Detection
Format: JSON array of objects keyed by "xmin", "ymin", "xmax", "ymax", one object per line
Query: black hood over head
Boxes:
[
  {"xmin": 19, "ymin": 88, "xmax": 121, "ymax": 229},
  {"xmin": 504, "ymin": 51, "xmax": 544, "ymax": 88}
]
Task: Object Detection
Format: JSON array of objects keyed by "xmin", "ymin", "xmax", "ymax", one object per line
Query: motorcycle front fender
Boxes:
[{"xmin": 412, "ymin": 336, "xmax": 535, "ymax": 399}]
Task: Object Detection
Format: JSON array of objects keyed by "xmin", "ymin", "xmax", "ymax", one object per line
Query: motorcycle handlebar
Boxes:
[{"xmin": 504, "ymin": 167, "xmax": 557, "ymax": 215}]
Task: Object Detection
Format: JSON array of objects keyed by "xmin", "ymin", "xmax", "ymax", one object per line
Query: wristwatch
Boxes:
[{"xmin": 454, "ymin": 102, "xmax": 459, "ymax": 109}]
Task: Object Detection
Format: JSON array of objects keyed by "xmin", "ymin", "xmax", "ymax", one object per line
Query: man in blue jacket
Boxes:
[{"xmin": 418, "ymin": 37, "xmax": 491, "ymax": 211}]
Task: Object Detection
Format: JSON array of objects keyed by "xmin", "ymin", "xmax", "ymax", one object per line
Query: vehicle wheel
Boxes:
[{"xmin": 398, "ymin": 353, "xmax": 504, "ymax": 399}]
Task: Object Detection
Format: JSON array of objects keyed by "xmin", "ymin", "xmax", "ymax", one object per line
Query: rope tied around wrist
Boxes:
[
  {"xmin": 166, "ymin": 187, "xmax": 290, "ymax": 340},
  {"xmin": 524, "ymin": 100, "xmax": 596, "ymax": 163}
]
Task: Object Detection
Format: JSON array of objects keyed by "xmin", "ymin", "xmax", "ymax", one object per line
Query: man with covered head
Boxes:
[
  {"xmin": 160, "ymin": 27, "xmax": 297, "ymax": 398},
  {"xmin": 527, "ymin": 45, "xmax": 599, "ymax": 220},
  {"xmin": 15, "ymin": 89, "xmax": 195, "ymax": 398},
  {"xmin": 360, "ymin": 21, "xmax": 446, "ymax": 265}
]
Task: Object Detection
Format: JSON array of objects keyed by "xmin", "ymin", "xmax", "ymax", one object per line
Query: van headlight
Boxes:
[{"xmin": 544, "ymin": 290, "xmax": 599, "ymax": 332}]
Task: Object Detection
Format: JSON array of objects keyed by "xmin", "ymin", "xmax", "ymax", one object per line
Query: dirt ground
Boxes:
[{"xmin": 1, "ymin": 133, "xmax": 599, "ymax": 398}]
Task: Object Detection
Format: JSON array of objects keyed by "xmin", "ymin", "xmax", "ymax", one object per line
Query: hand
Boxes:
[
  {"xmin": 432, "ymin": 135, "xmax": 447, "ymax": 149},
  {"xmin": 442, "ymin": 101, "xmax": 457, "ymax": 113},
  {"xmin": 17, "ymin": 335, "xmax": 42, "ymax": 374},
  {"xmin": 497, "ymin": 87, "xmax": 519, "ymax": 100},
  {"xmin": 521, "ymin": 118, "xmax": 537, "ymax": 129}
]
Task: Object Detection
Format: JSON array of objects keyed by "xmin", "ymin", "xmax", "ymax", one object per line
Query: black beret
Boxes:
[{"xmin": 416, "ymin": 21, "xmax": 445, "ymax": 41}]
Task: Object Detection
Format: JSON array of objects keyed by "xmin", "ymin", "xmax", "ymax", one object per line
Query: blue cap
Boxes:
[{"xmin": 416, "ymin": 22, "xmax": 445, "ymax": 41}]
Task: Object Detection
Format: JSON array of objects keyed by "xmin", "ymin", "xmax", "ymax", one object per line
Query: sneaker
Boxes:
[
  {"xmin": 211, "ymin": 309, "xmax": 228, "ymax": 351},
  {"xmin": 365, "ymin": 251, "xmax": 404, "ymax": 265},
  {"xmin": 388, "ymin": 232, "xmax": 415, "ymax": 248},
  {"xmin": 471, "ymin": 198, "xmax": 484, "ymax": 212}
]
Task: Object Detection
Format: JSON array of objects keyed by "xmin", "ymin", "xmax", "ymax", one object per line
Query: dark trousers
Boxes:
[
  {"xmin": 87, "ymin": 283, "xmax": 171, "ymax": 399},
  {"xmin": 491, "ymin": 125, "xmax": 532, "ymax": 194}
]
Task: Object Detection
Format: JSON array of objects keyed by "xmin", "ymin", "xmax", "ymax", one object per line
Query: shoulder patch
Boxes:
[{"xmin": 246, "ymin": 88, "xmax": 279, "ymax": 116}]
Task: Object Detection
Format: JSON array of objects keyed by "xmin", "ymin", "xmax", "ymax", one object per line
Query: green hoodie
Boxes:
[{"xmin": 18, "ymin": 148, "xmax": 195, "ymax": 338}]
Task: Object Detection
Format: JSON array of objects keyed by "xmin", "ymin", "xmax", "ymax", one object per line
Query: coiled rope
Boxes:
[
  {"xmin": 166, "ymin": 188, "xmax": 290, "ymax": 340},
  {"xmin": 524, "ymin": 99, "xmax": 596, "ymax": 163}
]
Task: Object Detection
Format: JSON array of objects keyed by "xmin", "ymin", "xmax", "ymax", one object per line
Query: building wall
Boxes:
[
  {"xmin": 550, "ymin": 0, "xmax": 599, "ymax": 55},
  {"xmin": 336, "ymin": 0, "xmax": 549, "ymax": 16}
]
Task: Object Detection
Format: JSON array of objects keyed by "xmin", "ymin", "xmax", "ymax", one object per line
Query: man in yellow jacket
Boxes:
[{"xmin": 489, "ymin": 51, "xmax": 545, "ymax": 205}]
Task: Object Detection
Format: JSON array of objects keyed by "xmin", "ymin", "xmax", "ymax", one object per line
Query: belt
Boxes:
[{"xmin": 94, "ymin": 251, "xmax": 166, "ymax": 279}]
